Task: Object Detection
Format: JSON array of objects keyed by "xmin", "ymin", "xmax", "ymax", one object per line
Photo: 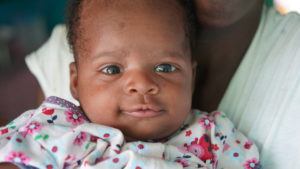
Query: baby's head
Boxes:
[{"xmin": 67, "ymin": 0, "xmax": 197, "ymax": 141}]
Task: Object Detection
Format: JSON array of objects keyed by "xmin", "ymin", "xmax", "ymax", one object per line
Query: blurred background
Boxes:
[
  {"xmin": 0, "ymin": 0, "xmax": 299, "ymax": 125},
  {"xmin": 0, "ymin": 0, "xmax": 66, "ymax": 124}
]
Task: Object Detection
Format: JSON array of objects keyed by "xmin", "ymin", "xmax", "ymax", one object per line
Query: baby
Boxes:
[{"xmin": 0, "ymin": 0, "xmax": 260, "ymax": 169}]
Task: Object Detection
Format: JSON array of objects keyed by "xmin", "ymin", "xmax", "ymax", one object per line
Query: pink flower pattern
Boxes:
[
  {"xmin": 244, "ymin": 158, "xmax": 260, "ymax": 169},
  {"xmin": 73, "ymin": 132, "xmax": 87, "ymax": 146},
  {"xmin": 65, "ymin": 110, "xmax": 85, "ymax": 126},
  {"xmin": 175, "ymin": 158, "xmax": 190, "ymax": 167},
  {"xmin": 5, "ymin": 151, "xmax": 30, "ymax": 164},
  {"xmin": 244, "ymin": 141, "xmax": 253, "ymax": 150},
  {"xmin": 24, "ymin": 121, "xmax": 42, "ymax": 134},
  {"xmin": 198, "ymin": 116, "xmax": 214, "ymax": 130}
]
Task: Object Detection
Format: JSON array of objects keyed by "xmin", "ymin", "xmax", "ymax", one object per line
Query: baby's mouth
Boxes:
[{"xmin": 121, "ymin": 105, "xmax": 165, "ymax": 118}]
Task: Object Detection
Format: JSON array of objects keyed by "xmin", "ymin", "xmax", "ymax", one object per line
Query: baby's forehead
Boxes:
[
  {"xmin": 69, "ymin": 0, "xmax": 197, "ymax": 63},
  {"xmin": 81, "ymin": 0, "xmax": 182, "ymax": 11},
  {"xmin": 80, "ymin": 0, "xmax": 184, "ymax": 22},
  {"xmin": 77, "ymin": 2, "xmax": 188, "ymax": 49}
]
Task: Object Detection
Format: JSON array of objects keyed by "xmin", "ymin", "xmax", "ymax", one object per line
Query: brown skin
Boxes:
[
  {"xmin": 70, "ymin": 0, "xmax": 196, "ymax": 141},
  {"xmin": 0, "ymin": 163, "xmax": 19, "ymax": 169},
  {"xmin": 193, "ymin": 0, "xmax": 264, "ymax": 111}
]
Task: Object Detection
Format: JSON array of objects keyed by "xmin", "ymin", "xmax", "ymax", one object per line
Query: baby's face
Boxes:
[{"xmin": 70, "ymin": 0, "xmax": 196, "ymax": 141}]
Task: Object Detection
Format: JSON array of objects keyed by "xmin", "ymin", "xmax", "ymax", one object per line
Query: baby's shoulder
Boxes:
[{"xmin": 0, "ymin": 96, "xmax": 88, "ymax": 138}]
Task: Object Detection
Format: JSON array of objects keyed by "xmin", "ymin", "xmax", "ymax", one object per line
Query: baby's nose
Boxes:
[{"xmin": 123, "ymin": 70, "xmax": 159, "ymax": 95}]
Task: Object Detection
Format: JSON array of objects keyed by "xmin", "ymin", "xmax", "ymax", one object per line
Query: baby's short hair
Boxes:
[{"xmin": 66, "ymin": 0, "xmax": 198, "ymax": 61}]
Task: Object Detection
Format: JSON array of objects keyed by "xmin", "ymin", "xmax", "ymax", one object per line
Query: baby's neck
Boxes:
[{"xmin": 125, "ymin": 128, "xmax": 183, "ymax": 143}]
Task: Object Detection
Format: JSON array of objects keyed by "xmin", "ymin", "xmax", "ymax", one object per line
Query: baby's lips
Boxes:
[
  {"xmin": 121, "ymin": 104, "xmax": 165, "ymax": 118},
  {"xmin": 122, "ymin": 109, "xmax": 164, "ymax": 118},
  {"xmin": 123, "ymin": 103, "xmax": 163, "ymax": 113}
]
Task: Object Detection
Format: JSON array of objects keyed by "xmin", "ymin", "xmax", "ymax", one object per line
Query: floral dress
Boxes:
[{"xmin": 0, "ymin": 96, "xmax": 261, "ymax": 169}]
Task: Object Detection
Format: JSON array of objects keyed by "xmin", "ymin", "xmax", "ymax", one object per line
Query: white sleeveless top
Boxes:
[
  {"xmin": 26, "ymin": 5, "xmax": 300, "ymax": 169},
  {"xmin": 219, "ymin": 6, "xmax": 300, "ymax": 169}
]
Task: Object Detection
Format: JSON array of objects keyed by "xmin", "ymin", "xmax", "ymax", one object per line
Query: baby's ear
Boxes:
[{"xmin": 70, "ymin": 62, "xmax": 79, "ymax": 100}]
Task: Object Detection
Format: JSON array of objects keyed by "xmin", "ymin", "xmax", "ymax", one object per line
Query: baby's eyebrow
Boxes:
[
  {"xmin": 91, "ymin": 50, "xmax": 188, "ymax": 61},
  {"xmin": 155, "ymin": 50, "xmax": 188, "ymax": 60},
  {"xmin": 91, "ymin": 50, "xmax": 128, "ymax": 60}
]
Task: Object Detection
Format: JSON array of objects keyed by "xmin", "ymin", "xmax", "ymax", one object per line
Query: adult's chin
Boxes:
[{"xmin": 194, "ymin": 0, "xmax": 261, "ymax": 28}]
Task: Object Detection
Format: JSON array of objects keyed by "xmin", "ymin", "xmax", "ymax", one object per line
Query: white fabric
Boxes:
[
  {"xmin": 25, "ymin": 25, "xmax": 78, "ymax": 105},
  {"xmin": 219, "ymin": 6, "xmax": 300, "ymax": 169},
  {"xmin": 25, "ymin": 5, "xmax": 300, "ymax": 169}
]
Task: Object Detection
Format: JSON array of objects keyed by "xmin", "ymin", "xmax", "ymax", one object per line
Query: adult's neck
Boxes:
[{"xmin": 193, "ymin": 2, "xmax": 264, "ymax": 111}]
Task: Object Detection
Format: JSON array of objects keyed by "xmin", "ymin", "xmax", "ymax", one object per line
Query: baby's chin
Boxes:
[{"xmin": 112, "ymin": 113, "xmax": 187, "ymax": 142}]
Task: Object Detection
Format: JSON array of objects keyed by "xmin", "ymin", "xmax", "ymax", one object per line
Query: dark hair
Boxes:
[
  {"xmin": 66, "ymin": 0, "xmax": 82, "ymax": 58},
  {"xmin": 66, "ymin": 0, "xmax": 198, "ymax": 60}
]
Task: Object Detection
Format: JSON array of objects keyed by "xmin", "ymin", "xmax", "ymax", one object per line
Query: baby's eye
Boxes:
[
  {"xmin": 101, "ymin": 65, "xmax": 121, "ymax": 75},
  {"xmin": 154, "ymin": 64, "xmax": 177, "ymax": 73}
]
